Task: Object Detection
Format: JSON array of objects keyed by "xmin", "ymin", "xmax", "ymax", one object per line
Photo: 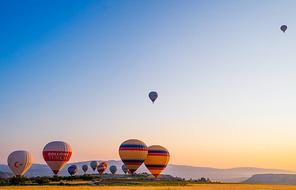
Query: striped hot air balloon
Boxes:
[
  {"xmin": 97, "ymin": 163, "xmax": 107, "ymax": 174},
  {"xmin": 119, "ymin": 139, "xmax": 148, "ymax": 175},
  {"xmin": 68, "ymin": 164, "xmax": 78, "ymax": 176},
  {"xmin": 7, "ymin": 150, "xmax": 33, "ymax": 177},
  {"xmin": 144, "ymin": 145, "xmax": 170, "ymax": 179},
  {"xmin": 42, "ymin": 141, "xmax": 72, "ymax": 176}
]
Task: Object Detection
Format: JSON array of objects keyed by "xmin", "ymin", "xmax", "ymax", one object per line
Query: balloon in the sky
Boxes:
[
  {"xmin": 90, "ymin": 161, "xmax": 98, "ymax": 172},
  {"xmin": 97, "ymin": 163, "xmax": 107, "ymax": 174},
  {"xmin": 82, "ymin": 164, "xmax": 89, "ymax": 173},
  {"xmin": 68, "ymin": 164, "xmax": 78, "ymax": 176},
  {"xmin": 281, "ymin": 25, "xmax": 287, "ymax": 33},
  {"xmin": 119, "ymin": 139, "xmax": 148, "ymax": 175},
  {"xmin": 7, "ymin": 150, "xmax": 33, "ymax": 177},
  {"xmin": 144, "ymin": 145, "xmax": 170, "ymax": 179},
  {"xmin": 110, "ymin": 165, "xmax": 118, "ymax": 174},
  {"xmin": 122, "ymin": 164, "xmax": 128, "ymax": 174},
  {"xmin": 43, "ymin": 141, "xmax": 72, "ymax": 176},
  {"xmin": 149, "ymin": 91, "xmax": 158, "ymax": 103}
]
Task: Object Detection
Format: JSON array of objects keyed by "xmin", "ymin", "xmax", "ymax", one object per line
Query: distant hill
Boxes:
[
  {"xmin": 1, "ymin": 160, "xmax": 295, "ymax": 182},
  {"xmin": 242, "ymin": 174, "xmax": 296, "ymax": 185},
  {"xmin": 0, "ymin": 171, "xmax": 13, "ymax": 179}
]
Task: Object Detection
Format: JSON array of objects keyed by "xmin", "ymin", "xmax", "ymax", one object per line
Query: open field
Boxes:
[{"xmin": 2, "ymin": 184, "xmax": 296, "ymax": 190}]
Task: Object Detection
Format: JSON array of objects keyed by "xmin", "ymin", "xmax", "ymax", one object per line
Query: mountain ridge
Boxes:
[{"xmin": 1, "ymin": 160, "xmax": 295, "ymax": 182}]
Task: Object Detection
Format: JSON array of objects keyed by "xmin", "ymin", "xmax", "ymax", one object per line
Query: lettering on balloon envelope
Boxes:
[{"xmin": 43, "ymin": 151, "xmax": 72, "ymax": 161}]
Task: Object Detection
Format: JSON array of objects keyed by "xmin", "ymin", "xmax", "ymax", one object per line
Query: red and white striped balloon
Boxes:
[{"xmin": 43, "ymin": 141, "xmax": 72, "ymax": 175}]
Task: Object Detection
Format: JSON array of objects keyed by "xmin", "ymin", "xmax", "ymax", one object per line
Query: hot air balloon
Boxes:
[
  {"xmin": 7, "ymin": 150, "xmax": 33, "ymax": 177},
  {"xmin": 119, "ymin": 139, "xmax": 148, "ymax": 175},
  {"xmin": 149, "ymin": 91, "xmax": 158, "ymax": 103},
  {"xmin": 127, "ymin": 170, "xmax": 131, "ymax": 174},
  {"xmin": 144, "ymin": 145, "xmax": 170, "ymax": 179},
  {"xmin": 122, "ymin": 164, "xmax": 128, "ymax": 174},
  {"xmin": 100, "ymin": 162, "xmax": 108, "ymax": 168},
  {"xmin": 68, "ymin": 164, "xmax": 78, "ymax": 176},
  {"xmin": 43, "ymin": 141, "xmax": 72, "ymax": 176},
  {"xmin": 110, "ymin": 165, "xmax": 117, "ymax": 175},
  {"xmin": 82, "ymin": 164, "xmax": 89, "ymax": 173},
  {"xmin": 97, "ymin": 163, "xmax": 107, "ymax": 174},
  {"xmin": 281, "ymin": 25, "xmax": 287, "ymax": 33},
  {"xmin": 90, "ymin": 161, "xmax": 98, "ymax": 172}
]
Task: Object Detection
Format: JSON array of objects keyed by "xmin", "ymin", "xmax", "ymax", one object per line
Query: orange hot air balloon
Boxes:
[
  {"xmin": 43, "ymin": 141, "xmax": 72, "ymax": 176},
  {"xmin": 119, "ymin": 139, "xmax": 148, "ymax": 175},
  {"xmin": 144, "ymin": 145, "xmax": 170, "ymax": 179},
  {"xmin": 7, "ymin": 150, "xmax": 33, "ymax": 177},
  {"xmin": 100, "ymin": 162, "xmax": 108, "ymax": 168}
]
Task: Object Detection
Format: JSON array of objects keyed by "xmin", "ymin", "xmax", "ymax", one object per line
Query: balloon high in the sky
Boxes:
[
  {"xmin": 122, "ymin": 164, "xmax": 128, "ymax": 174},
  {"xmin": 149, "ymin": 91, "xmax": 158, "ymax": 103},
  {"xmin": 7, "ymin": 150, "xmax": 33, "ymax": 177},
  {"xmin": 82, "ymin": 164, "xmax": 89, "ymax": 173},
  {"xmin": 43, "ymin": 141, "xmax": 72, "ymax": 176},
  {"xmin": 90, "ymin": 161, "xmax": 98, "ymax": 172},
  {"xmin": 144, "ymin": 145, "xmax": 170, "ymax": 179},
  {"xmin": 110, "ymin": 165, "xmax": 118, "ymax": 174},
  {"xmin": 281, "ymin": 25, "xmax": 287, "ymax": 33},
  {"xmin": 68, "ymin": 164, "xmax": 78, "ymax": 176},
  {"xmin": 97, "ymin": 163, "xmax": 107, "ymax": 174},
  {"xmin": 119, "ymin": 139, "xmax": 148, "ymax": 175}
]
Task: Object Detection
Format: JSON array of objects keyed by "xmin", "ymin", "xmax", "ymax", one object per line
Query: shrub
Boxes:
[{"xmin": 8, "ymin": 176, "xmax": 27, "ymax": 185}]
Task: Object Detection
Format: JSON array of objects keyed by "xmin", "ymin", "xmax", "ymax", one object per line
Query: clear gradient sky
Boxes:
[{"xmin": 1, "ymin": 0, "xmax": 296, "ymax": 170}]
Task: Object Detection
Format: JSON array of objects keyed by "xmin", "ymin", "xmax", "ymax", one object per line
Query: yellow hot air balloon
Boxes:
[
  {"xmin": 119, "ymin": 139, "xmax": 148, "ymax": 175},
  {"xmin": 144, "ymin": 145, "xmax": 170, "ymax": 179},
  {"xmin": 7, "ymin": 150, "xmax": 33, "ymax": 177}
]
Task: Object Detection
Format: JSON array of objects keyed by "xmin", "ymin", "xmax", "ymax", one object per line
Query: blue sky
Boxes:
[{"xmin": 1, "ymin": 0, "xmax": 296, "ymax": 169}]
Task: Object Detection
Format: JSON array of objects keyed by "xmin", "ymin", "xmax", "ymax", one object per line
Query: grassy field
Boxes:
[{"xmin": 2, "ymin": 184, "xmax": 296, "ymax": 190}]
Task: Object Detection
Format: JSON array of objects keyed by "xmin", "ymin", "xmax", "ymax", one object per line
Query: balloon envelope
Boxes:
[
  {"xmin": 281, "ymin": 25, "xmax": 287, "ymax": 33},
  {"xmin": 7, "ymin": 150, "xmax": 33, "ymax": 177},
  {"xmin": 149, "ymin": 91, "xmax": 158, "ymax": 103},
  {"xmin": 110, "ymin": 165, "xmax": 118, "ymax": 174},
  {"xmin": 100, "ymin": 162, "xmax": 108, "ymax": 168},
  {"xmin": 97, "ymin": 164, "xmax": 107, "ymax": 174},
  {"xmin": 90, "ymin": 161, "xmax": 98, "ymax": 171},
  {"xmin": 119, "ymin": 139, "xmax": 148, "ymax": 175},
  {"xmin": 68, "ymin": 164, "xmax": 78, "ymax": 176},
  {"xmin": 122, "ymin": 164, "xmax": 128, "ymax": 174},
  {"xmin": 144, "ymin": 145, "xmax": 170, "ymax": 179},
  {"xmin": 82, "ymin": 164, "xmax": 89, "ymax": 173},
  {"xmin": 43, "ymin": 141, "xmax": 72, "ymax": 175}
]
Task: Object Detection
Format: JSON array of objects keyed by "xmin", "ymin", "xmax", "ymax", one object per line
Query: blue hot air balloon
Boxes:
[
  {"xmin": 82, "ymin": 164, "xmax": 89, "ymax": 173},
  {"xmin": 281, "ymin": 25, "xmax": 287, "ymax": 33},
  {"xmin": 110, "ymin": 165, "xmax": 118, "ymax": 175},
  {"xmin": 90, "ymin": 161, "xmax": 98, "ymax": 172},
  {"xmin": 68, "ymin": 165, "xmax": 78, "ymax": 176},
  {"xmin": 122, "ymin": 164, "xmax": 128, "ymax": 174},
  {"xmin": 149, "ymin": 91, "xmax": 158, "ymax": 103}
]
